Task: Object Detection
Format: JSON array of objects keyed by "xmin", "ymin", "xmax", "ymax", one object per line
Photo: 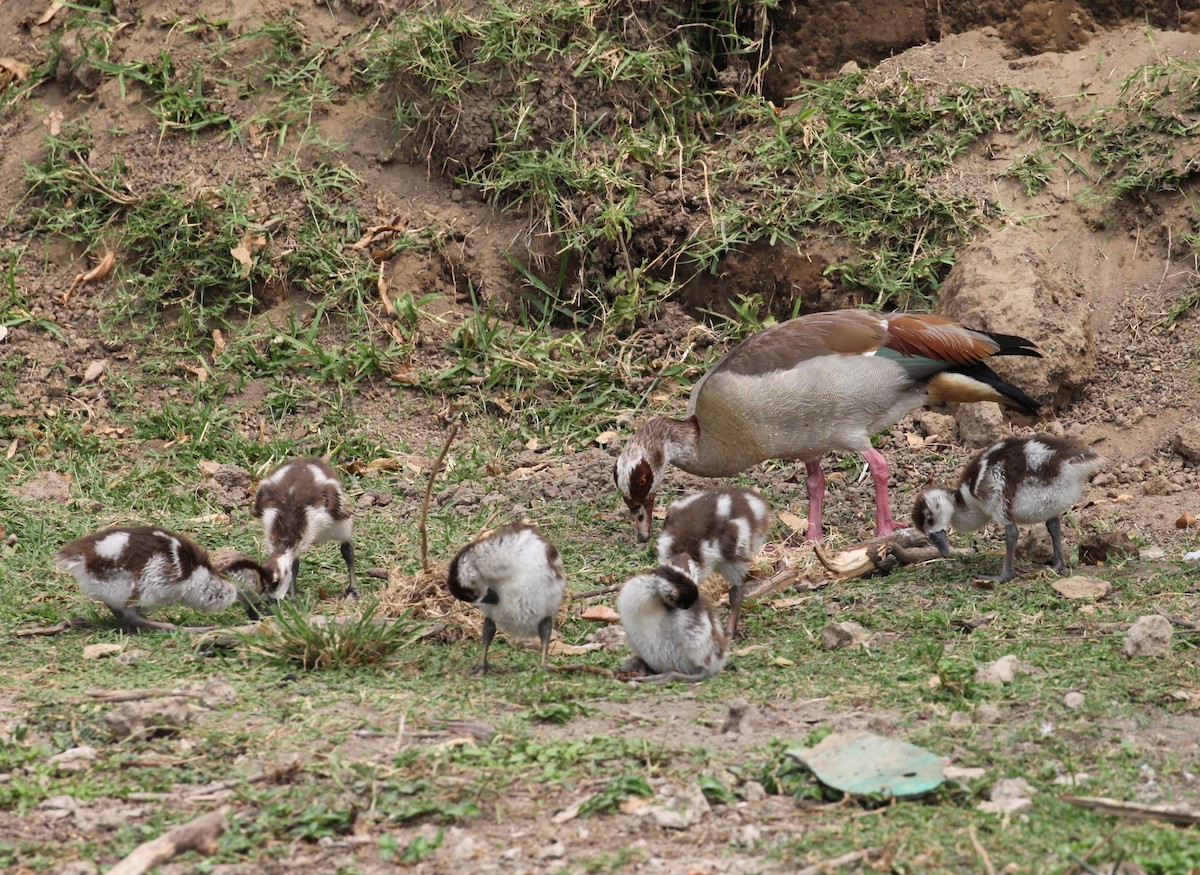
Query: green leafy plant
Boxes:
[{"xmin": 243, "ymin": 600, "xmax": 430, "ymax": 670}]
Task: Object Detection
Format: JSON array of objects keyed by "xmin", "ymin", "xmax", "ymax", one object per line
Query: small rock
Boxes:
[
  {"xmin": 1051, "ymin": 576, "xmax": 1111, "ymax": 600},
  {"xmin": 821, "ymin": 621, "xmax": 871, "ymax": 650},
  {"xmin": 974, "ymin": 654, "xmax": 1021, "ymax": 686},
  {"xmin": 977, "ymin": 777, "xmax": 1035, "ymax": 815},
  {"xmin": 536, "ymin": 841, "xmax": 566, "ymax": 860},
  {"xmin": 1063, "ymin": 691, "xmax": 1085, "ymax": 710},
  {"xmin": 736, "ymin": 824, "xmax": 762, "ymax": 846},
  {"xmin": 585, "ymin": 624, "xmax": 626, "ymax": 651},
  {"xmin": 1122, "ymin": 615, "xmax": 1172, "ymax": 658},
  {"xmin": 115, "ymin": 648, "xmax": 150, "ymax": 666},
  {"xmin": 82, "ymin": 643, "xmax": 123, "ymax": 660},
  {"xmin": 1077, "ymin": 531, "xmax": 1138, "ymax": 565},
  {"xmin": 638, "ymin": 781, "xmax": 710, "ymax": 829},
  {"xmin": 956, "ymin": 403, "xmax": 1005, "ymax": 449},
  {"xmin": 974, "ymin": 703, "xmax": 1004, "ymax": 724},
  {"xmin": 740, "ymin": 780, "xmax": 767, "ymax": 802},
  {"xmin": 720, "ymin": 698, "xmax": 750, "ymax": 734},
  {"xmin": 193, "ymin": 675, "xmax": 237, "ymax": 708},
  {"xmin": 1139, "ymin": 546, "xmax": 1167, "ymax": 561},
  {"xmin": 104, "ymin": 697, "xmax": 198, "ymax": 740},
  {"xmin": 948, "ymin": 711, "xmax": 972, "ymax": 727},
  {"xmin": 82, "ymin": 359, "xmax": 109, "ymax": 383},
  {"xmin": 1171, "ymin": 421, "xmax": 1200, "ymax": 464},
  {"xmin": 38, "ymin": 795, "xmax": 79, "ymax": 814},
  {"xmin": 47, "ymin": 746, "xmax": 98, "ymax": 775}
]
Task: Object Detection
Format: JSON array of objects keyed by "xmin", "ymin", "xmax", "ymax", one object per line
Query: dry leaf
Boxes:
[
  {"xmin": 212, "ymin": 329, "xmax": 226, "ymax": 353},
  {"xmin": 182, "ymin": 363, "xmax": 209, "ymax": 383},
  {"xmin": 593, "ymin": 429, "xmax": 618, "ymax": 446},
  {"xmin": 581, "ymin": 605, "xmax": 621, "ymax": 624},
  {"xmin": 771, "ymin": 655, "xmax": 795, "ymax": 667},
  {"xmin": 59, "ymin": 252, "xmax": 116, "ymax": 304},
  {"xmin": 1177, "ymin": 512, "xmax": 1197, "ymax": 529},
  {"xmin": 389, "ymin": 365, "xmax": 420, "ymax": 386},
  {"xmin": 0, "ymin": 57, "xmax": 32, "ymax": 91},
  {"xmin": 0, "ymin": 325, "xmax": 8, "ymax": 343},
  {"xmin": 377, "ymin": 263, "xmax": 394, "ymax": 315},
  {"xmin": 44, "ymin": 108, "xmax": 63, "ymax": 137},
  {"xmin": 37, "ymin": 2, "xmax": 65, "ymax": 26},
  {"xmin": 548, "ymin": 640, "xmax": 604, "ymax": 656},
  {"xmin": 778, "ymin": 510, "xmax": 807, "ymax": 532},
  {"xmin": 6, "ymin": 438, "xmax": 17, "ymax": 460},
  {"xmin": 1113, "ymin": 494, "xmax": 1134, "ymax": 503},
  {"xmin": 905, "ymin": 432, "xmax": 925, "ymax": 448},
  {"xmin": 230, "ymin": 245, "xmax": 252, "ymax": 267}
]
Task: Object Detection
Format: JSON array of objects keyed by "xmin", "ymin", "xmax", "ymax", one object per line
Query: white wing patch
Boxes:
[{"xmin": 94, "ymin": 530, "xmax": 131, "ymax": 560}]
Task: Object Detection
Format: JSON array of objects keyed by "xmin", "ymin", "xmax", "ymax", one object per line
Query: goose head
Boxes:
[
  {"xmin": 912, "ymin": 488, "xmax": 956, "ymax": 557},
  {"xmin": 210, "ymin": 547, "xmax": 274, "ymax": 618},
  {"xmin": 614, "ymin": 422, "xmax": 676, "ymax": 542}
]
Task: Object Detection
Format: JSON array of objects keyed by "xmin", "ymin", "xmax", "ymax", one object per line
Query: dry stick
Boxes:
[
  {"xmin": 86, "ymin": 688, "xmax": 199, "ymax": 703},
  {"xmin": 1060, "ymin": 794, "xmax": 1200, "ymax": 826},
  {"xmin": 550, "ymin": 663, "xmax": 620, "ymax": 680},
  {"xmin": 15, "ymin": 617, "xmax": 93, "ymax": 637},
  {"xmin": 968, "ymin": 825, "xmax": 997, "ymax": 875},
  {"xmin": 795, "ymin": 848, "xmax": 876, "ymax": 875},
  {"xmin": 106, "ymin": 807, "xmax": 229, "ymax": 875},
  {"xmin": 569, "ymin": 583, "xmax": 622, "ymax": 601},
  {"xmin": 419, "ymin": 422, "xmax": 460, "ymax": 574}
]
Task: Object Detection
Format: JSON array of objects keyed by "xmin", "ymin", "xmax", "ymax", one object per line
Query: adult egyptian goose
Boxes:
[
  {"xmin": 912, "ymin": 434, "xmax": 1104, "ymax": 582},
  {"xmin": 618, "ymin": 565, "xmax": 728, "ymax": 684},
  {"xmin": 252, "ymin": 457, "xmax": 356, "ymax": 601},
  {"xmin": 615, "ymin": 309, "xmax": 1041, "ymax": 543},
  {"xmin": 447, "ymin": 523, "xmax": 567, "ymax": 674},
  {"xmin": 656, "ymin": 487, "xmax": 772, "ymax": 639},
  {"xmin": 54, "ymin": 526, "xmax": 269, "ymax": 632}
]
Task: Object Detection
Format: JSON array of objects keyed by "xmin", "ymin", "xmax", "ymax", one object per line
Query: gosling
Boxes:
[
  {"xmin": 447, "ymin": 523, "xmax": 567, "ymax": 674},
  {"xmin": 618, "ymin": 565, "xmax": 728, "ymax": 684},
  {"xmin": 54, "ymin": 526, "xmax": 269, "ymax": 632},
  {"xmin": 253, "ymin": 457, "xmax": 356, "ymax": 600},
  {"xmin": 912, "ymin": 434, "xmax": 1105, "ymax": 582},
  {"xmin": 657, "ymin": 487, "xmax": 772, "ymax": 638}
]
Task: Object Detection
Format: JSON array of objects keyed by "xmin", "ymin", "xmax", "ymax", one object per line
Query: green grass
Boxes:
[{"xmin": 2, "ymin": 2, "xmax": 1200, "ymax": 871}]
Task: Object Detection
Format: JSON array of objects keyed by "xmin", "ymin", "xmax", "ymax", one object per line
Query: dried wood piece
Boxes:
[
  {"xmin": 814, "ymin": 529, "xmax": 938, "ymax": 579},
  {"xmin": 1061, "ymin": 794, "xmax": 1200, "ymax": 826},
  {"xmin": 106, "ymin": 808, "xmax": 229, "ymax": 875},
  {"xmin": 14, "ymin": 616, "xmax": 93, "ymax": 637},
  {"xmin": 743, "ymin": 565, "xmax": 829, "ymax": 601}
]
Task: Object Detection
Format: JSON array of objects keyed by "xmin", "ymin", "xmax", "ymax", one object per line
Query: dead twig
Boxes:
[
  {"xmin": 968, "ymin": 825, "xmax": 997, "ymax": 875},
  {"xmin": 106, "ymin": 807, "xmax": 229, "ymax": 875},
  {"xmin": 1060, "ymin": 794, "xmax": 1200, "ymax": 826},
  {"xmin": 85, "ymin": 688, "xmax": 199, "ymax": 704},
  {"xmin": 420, "ymin": 422, "xmax": 459, "ymax": 574},
  {"xmin": 744, "ymin": 567, "xmax": 829, "ymax": 601},
  {"xmin": 549, "ymin": 664, "xmax": 620, "ymax": 680},
  {"xmin": 14, "ymin": 616, "xmax": 93, "ymax": 637},
  {"xmin": 795, "ymin": 847, "xmax": 878, "ymax": 875},
  {"xmin": 569, "ymin": 583, "xmax": 621, "ymax": 600}
]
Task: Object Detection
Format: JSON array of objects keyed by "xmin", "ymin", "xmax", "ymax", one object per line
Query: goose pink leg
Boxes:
[
  {"xmin": 804, "ymin": 460, "xmax": 825, "ymax": 541},
  {"xmin": 863, "ymin": 448, "xmax": 907, "ymax": 536}
]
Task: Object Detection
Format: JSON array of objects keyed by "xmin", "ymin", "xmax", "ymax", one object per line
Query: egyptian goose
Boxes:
[
  {"xmin": 618, "ymin": 565, "xmax": 728, "ymax": 683},
  {"xmin": 615, "ymin": 309, "xmax": 1041, "ymax": 543},
  {"xmin": 912, "ymin": 434, "xmax": 1104, "ymax": 582},
  {"xmin": 252, "ymin": 457, "xmax": 356, "ymax": 600},
  {"xmin": 447, "ymin": 523, "xmax": 567, "ymax": 674},
  {"xmin": 656, "ymin": 487, "xmax": 772, "ymax": 639},
  {"xmin": 54, "ymin": 526, "xmax": 269, "ymax": 632}
]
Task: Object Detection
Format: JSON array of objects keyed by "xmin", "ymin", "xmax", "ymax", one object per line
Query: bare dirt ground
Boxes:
[{"xmin": 3, "ymin": 1, "xmax": 1200, "ymax": 873}]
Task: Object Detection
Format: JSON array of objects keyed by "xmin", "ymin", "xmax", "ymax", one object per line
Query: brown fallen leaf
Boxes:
[
  {"xmin": 1176, "ymin": 512, "xmax": 1197, "ymax": 529},
  {"xmin": 377, "ymin": 263, "xmax": 394, "ymax": 315},
  {"xmin": 59, "ymin": 251, "xmax": 116, "ymax": 304},
  {"xmin": 778, "ymin": 510, "xmax": 807, "ymax": 533},
  {"xmin": 581, "ymin": 605, "xmax": 620, "ymax": 624},
  {"xmin": 1, "ymin": 57, "xmax": 32, "ymax": 91},
  {"xmin": 37, "ymin": 3, "xmax": 65, "ymax": 26},
  {"xmin": 211, "ymin": 329, "xmax": 226, "ymax": 353}
]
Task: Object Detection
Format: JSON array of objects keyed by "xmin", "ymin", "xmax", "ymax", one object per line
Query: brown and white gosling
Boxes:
[
  {"xmin": 447, "ymin": 523, "xmax": 567, "ymax": 674},
  {"xmin": 618, "ymin": 565, "xmax": 728, "ymax": 684},
  {"xmin": 656, "ymin": 487, "xmax": 772, "ymax": 639},
  {"xmin": 252, "ymin": 457, "xmax": 356, "ymax": 601},
  {"xmin": 54, "ymin": 526, "xmax": 269, "ymax": 632},
  {"xmin": 912, "ymin": 434, "xmax": 1105, "ymax": 582}
]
